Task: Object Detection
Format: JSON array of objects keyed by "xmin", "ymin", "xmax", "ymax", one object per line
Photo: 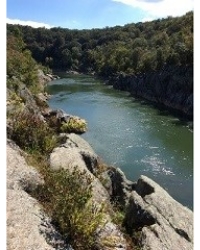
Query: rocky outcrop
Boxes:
[
  {"xmin": 7, "ymin": 83, "xmax": 47, "ymax": 139},
  {"xmin": 7, "ymin": 83, "xmax": 87, "ymax": 140},
  {"xmin": 49, "ymin": 134, "xmax": 128, "ymax": 250},
  {"xmin": 48, "ymin": 134, "xmax": 193, "ymax": 249},
  {"xmin": 99, "ymin": 167, "xmax": 136, "ymax": 207},
  {"xmin": 37, "ymin": 69, "xmax": 60, "ymax": 86},
  {"xmin": 7, "ymin": 80, "xmax": 48, "ymax": 124},
  {"xmin": 110, "ymin": 65, "xmax": 193, "ymax": 119},
  {"xmin": 7, "ymin": 140, "xmax": 68, "ymax": 250},
  {"xmin": 124, "ymin": 175, "xmax": 193, "ymax": 250},
  {"xmin": 7, "ymin": 133, "xmax": 193, "ymax": 250},
  {"xmin": 99, "ymin": 169, "xmax": 193, "ymax": 249},
  {"xmin": 49, "ymin": 133, "xmax": 109, "ymax": 203},
  {"xmin": 43, "ymin": 109, "xmax": 88, "ymax": 134},
  {"xmin": 66, "ymin": 70, "xmax": 81, "ymax": 75}
]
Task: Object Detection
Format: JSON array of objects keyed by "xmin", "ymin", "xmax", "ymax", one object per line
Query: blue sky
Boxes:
[{"xmin": 6, "ymin": 0, "xmax": 193, "ymax": 29}]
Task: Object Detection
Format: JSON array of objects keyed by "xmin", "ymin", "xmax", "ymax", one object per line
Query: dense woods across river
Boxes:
[{"xmin": 7, "ymin": 11, "xmax": 193, "ymax": 77}]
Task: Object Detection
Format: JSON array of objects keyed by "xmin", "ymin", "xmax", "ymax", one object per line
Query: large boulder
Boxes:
[
  {"xmin": 124, "ymin": 175, "xmax": 193, "ymax": 250},
  {"xmin": 50, "ymin": 133, "xmax": 98, "ymax": 174},
  {"xmin": 49, "ymin": 133, "xmax": 110, "ymax": 205}
]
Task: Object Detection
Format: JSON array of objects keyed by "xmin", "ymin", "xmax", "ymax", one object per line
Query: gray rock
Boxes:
[
  {"xmin": 7, "ymin": 139, "xmax": 44, "ymax": 192},
  {"xmin": 100, "ymin": 167, "xmax": 135, "ymax": 206},
  {"xmin": 37, "ymin": 69, "xmax": 54, "ymax": 86},
  {"xmin": 34, "ymin": 92, "xmax": 50, "ymax": 107},
  {"xmin": 99, "ymin": 171, "xmax": 113, "ymax": 195},
  {"xmin": 124, "ymin": 175, "xmax": 193, "ymax": 250},
  {"xmin": 55, "ymin": 133, "xmax": 98, "ymax": 174},
  {"xmin": 66, "ymin": 70, "xmax": 80, "ymax": 75},
  {"xmin": 66, "ymin": 133, "xmax": 98, "ymax": 173},
  {"xmin": 49, "ymin": 146, "xmax": 88, "ymax": 172},
  {"xmin": 95, "ymin": 221, "xmax": 127, "ymax": 250},
  {"xmin": 46, "ymin": 73, "xmax": 59, "ymax": 80},
  {"xmin": 47, "ymin": 109, "xmax": 69, "ymax": 121},
  {"xmin": 66, "ymin": 133, "xmax": 95, "ymax": 153},
  {"xmin": 7, "ymin": 140, "xmax": 68, "ymax": 250},
  {"xmin": 49, "ymin": 135, "xmax": 109, "ymax": 203}
]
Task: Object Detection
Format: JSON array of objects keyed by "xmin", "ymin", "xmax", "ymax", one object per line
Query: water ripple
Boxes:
[{"xmin": 141, "ymin": 156, "xmax": 175, "ymax": 176}]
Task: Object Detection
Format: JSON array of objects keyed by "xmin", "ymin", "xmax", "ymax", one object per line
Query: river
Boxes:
[{"xmin": 46, "ymin": 74, "xmax": 193, "ymax": 210}]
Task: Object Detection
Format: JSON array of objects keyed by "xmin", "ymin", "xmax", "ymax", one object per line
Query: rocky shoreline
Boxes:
[
  {"xmin": 108, "ymin": 65, "xmax": 193, "ymax": 120},
  {"xmin": 6, "ymin": 70, "xmax": 193, "ymax": 249},
  {"xmin": 7, "ymin": 132, "xmax": 193, "ymax": 249}
]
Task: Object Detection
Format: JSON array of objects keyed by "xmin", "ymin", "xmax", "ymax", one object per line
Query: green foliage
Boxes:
[
  {"xmin": 34, "ymin": 167, "xmax": 105, "ymax": 250},
  {"xmin": 11, "ymin": 111, "xmax": 58, "ymax": 154},
  {"xmin": 7, "ymin": 31, "xmax": 39, "ymax": 88},
  {"xmin": 60, "ymin": 117, "xmax": 87, "ymax": 134},
  {"xmin": 7, "ymin": 11, "xmax": 193, "ymax": 76},
  {"xmin": 112, "ymin": 209, "xmax": 125, "ymax": 226}
]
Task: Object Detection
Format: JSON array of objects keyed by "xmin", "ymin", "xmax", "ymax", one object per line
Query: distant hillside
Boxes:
[{"xmin": 7, "ymin": 11, "xmax": 193, "ymax": 76}]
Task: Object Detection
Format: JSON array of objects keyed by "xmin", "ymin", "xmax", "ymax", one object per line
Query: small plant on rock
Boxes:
[
  {"xmin": 60, "ymin": 117, "xmax": 87, "ymax": 134},
  {"xmin": 34, "ymin": 167, "xmax": 105, "ymax": 250},
  {"xmin": 11, "ymin": 111, "xmax": 58, "ymax": 154}
]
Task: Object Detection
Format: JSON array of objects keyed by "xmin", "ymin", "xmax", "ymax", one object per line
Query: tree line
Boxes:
[{"xmin": 7, "ymin": 11, "xmax": 193, "ymax": 77}]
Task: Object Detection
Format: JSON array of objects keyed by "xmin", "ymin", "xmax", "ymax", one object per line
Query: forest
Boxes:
[{"xmin": 7, "ymin": 11, "xmax": 193, "ymax": 78}]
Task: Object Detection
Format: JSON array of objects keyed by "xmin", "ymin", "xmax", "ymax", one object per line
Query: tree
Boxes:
[
  {"xmin": 156, "ymin": 48, "xmax": 165, "ymax": 70},
  {"xmin": 131, "ymin": 47, "xmax": 142, "ymax": 71}
]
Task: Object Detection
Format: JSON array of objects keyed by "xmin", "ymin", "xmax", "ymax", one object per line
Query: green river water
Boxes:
[{"xmin": 46, "ymin": 74, "xmax": 193, "ymax": 210}]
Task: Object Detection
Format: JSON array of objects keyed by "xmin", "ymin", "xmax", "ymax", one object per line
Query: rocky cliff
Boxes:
[{"xmin": 110, "ymin": 65, "xmax": 193, "ymax": 120}]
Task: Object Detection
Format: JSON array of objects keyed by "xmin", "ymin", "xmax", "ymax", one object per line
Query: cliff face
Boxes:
[{"xmin": 111, "ymin": 66, "xmax": 193, "ymax": 119}]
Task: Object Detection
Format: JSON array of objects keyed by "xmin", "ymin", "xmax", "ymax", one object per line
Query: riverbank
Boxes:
[{"xmin": 107, "ymin": 65, "xmax": 193, "ymax": 121}]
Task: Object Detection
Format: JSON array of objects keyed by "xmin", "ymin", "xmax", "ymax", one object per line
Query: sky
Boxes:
[{"xmin": 6, "ymin": 0, "xmax": 194, "ymax": 29}]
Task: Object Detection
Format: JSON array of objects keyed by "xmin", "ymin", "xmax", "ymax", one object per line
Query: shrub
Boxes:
[
  {"xmin": 34, "ymin": 167, "xmax": 105, "ymax": 250},
  {"xmin": 11, "ymin": 111, "xmax": 57, "ymax": 154},
  {"xmin": 60, "ymin": 117, "xmax": 87, "ymax": 134}
]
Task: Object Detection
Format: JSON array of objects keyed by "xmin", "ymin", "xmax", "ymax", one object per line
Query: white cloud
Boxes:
[
  {"xmin": 6, "ymin": 18, "xmax": 53, "ymax": 29},
  {"xmin": 112, "ymin": 0, "xmax": 193, "ymax": 19}
]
